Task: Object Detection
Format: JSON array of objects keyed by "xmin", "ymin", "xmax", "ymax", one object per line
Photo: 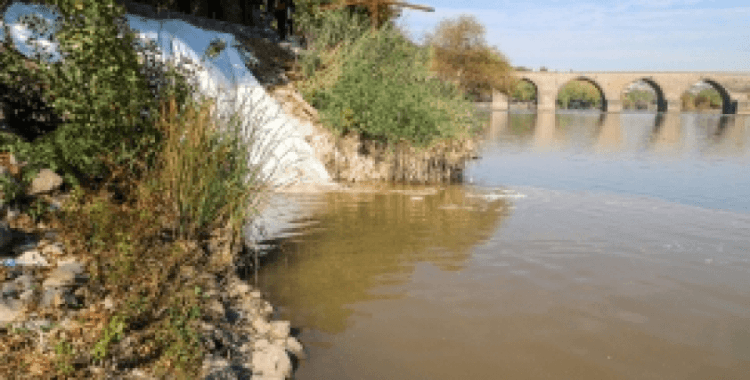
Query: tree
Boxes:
[
  {"xmin": 510, "ymin": 80, "xmax": 536, "ymax": 102},
  {"xmin": 557, "ymin": 80, "xmax": 601, "ymax": 109},
  {"xmin": 423, "ymin": 14, "xmax": 513, "ymax": 100}
]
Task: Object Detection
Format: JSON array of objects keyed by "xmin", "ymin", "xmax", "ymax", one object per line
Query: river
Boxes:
[{"xmin": 256, "ymin": 110, "xmax": 750, "ymax": 379}]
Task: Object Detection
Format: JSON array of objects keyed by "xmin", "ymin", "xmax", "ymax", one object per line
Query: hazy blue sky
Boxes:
[{"xmin": 396, "ymin": 0, "xmax": 749, "ymax": 72}]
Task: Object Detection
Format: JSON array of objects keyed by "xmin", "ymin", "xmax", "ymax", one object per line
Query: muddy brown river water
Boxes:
[{"xmin": 257, "ymin": 111, "xmax": 750, "ymax": 379}]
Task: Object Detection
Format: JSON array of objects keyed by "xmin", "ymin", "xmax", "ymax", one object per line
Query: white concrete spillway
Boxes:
[{"xmin": 0, "ymin": 1, "xmax": 331, "ymax": 188}]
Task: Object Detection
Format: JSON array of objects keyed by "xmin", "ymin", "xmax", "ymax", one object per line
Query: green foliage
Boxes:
[
  {"xmin": 91, "ymin": 314, "xmax": 127, "ymax": 362},
  {"xmin": 423, "ymin": 14, "xmax": 513, "ymax": 97},
  {"xmin": 54, "ymin": 340, "xmax": 75, "ymax": 375},
  {"xmin": 149, "ymin": 92, "xmax": 268, "ymax": 241},
  {"xmin": 294, "ymin": 5, "xmax": 371, "ymax": 78},
  {"xmin": 681, "ymin": 88, "xmax": 722, "ymax": 111},
  {"xmin": 511, "ymin": 80, "xmax": 536, "ymax": 102},
  {"xmin": 623, "ymin": 89, "xmax": 655, "ymax": 110},
  {"xmin": 557, "ymin": 80, "xmax": 602, "ymax": 109},
  {"xmin": 0, "ymin": 0, "xmax": 198, "ymax": 187},
  {"xmin": 295, "ymin": 0, "xmax": 371, "ymax": 49},
  {"xmin": 308, "ymin": 25, "xmax": 479, "ymax": 146}
]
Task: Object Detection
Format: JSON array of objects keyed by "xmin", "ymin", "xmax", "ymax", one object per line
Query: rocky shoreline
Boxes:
[{"xmin": 0, "ymin": 151, "xmax": 307, "ymax": 379}]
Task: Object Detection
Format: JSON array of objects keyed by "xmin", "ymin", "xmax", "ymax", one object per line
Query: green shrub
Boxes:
[
  {"xmin": 295, "ymin": 5, "xmax": 371, "ymax": 78},
  {"xmin": 0, "ymin": 0, "xmax": 198, "ymax": 186},
  {"xmin": 308, "ymin": 25, "xmax": 479, "ymax": 146}
]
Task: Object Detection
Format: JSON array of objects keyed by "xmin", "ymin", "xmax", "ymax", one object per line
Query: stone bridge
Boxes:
[{"xmin": 492, "ymin": 72, "xmax": 750, "ymax": 114}]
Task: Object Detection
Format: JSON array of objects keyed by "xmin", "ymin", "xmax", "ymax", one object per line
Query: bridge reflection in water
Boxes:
[{"xmin": 484, "ymin": 110, "xmax": 750, "ymax": 158}]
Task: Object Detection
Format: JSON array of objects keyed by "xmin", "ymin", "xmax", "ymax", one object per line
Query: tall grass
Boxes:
[{"xmin": 145, "ymin": 90, "xmax": 270, "ymax": 243}]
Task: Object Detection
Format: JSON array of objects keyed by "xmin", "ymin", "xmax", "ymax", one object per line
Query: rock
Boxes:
[
  {"xmin": 15, "ymin": 249, "xmax": 49, "ymax": 267},
  {"xmin": 1, "ymin": 281, "xmax": 18, "ymax": 298},
  {"xmin": 0, "ymin": 298, "xmax": 23, "ymax": 324},
  {"xmin": 103, "ymin": 296, "xmax": 114, "ymax": 310},
  {"xmin": 202, "ymin": 356, "xmax": 238, "ymax": 380},
  {"xmin": 13, "ymin": 274, "xmax": 34, "ymax": 293},
  {"xmin": 262, "ymin": 302, "xmax": 274, "ymax": 317},
  {"xmin": 42, "ymin": 261, "xmax": 84, "ymax": 288},
  {"xmin": 41, "ymin": 243, "xmax": 63, "ymax": 256},
  {"xmin": 28, "ymin": 168, "xmax": 62, "ymax": 196},
  {"xmin": 252, "ymin": 318, "xmax": 271, "ymax": 336},
  {"xmin": 253, "ymin": 338, "xmax": 271, "ymax": 351},
  {"xmin": 23, "ymin": 318, "xmax": 51, "ymax": 331},
  {"xmin": 252, "ymin": 344, "xmax": 292, "ymax": 378},
  {"xmin": 285, "ymin": 336, "xmax": 305, "ymax": 360},
  {"xmin": 269, "ymin": 321, "xmax": 290, "ymax": 340},
  {"xmin": 40, "ymin": 287, "xmax": 65, "ymax": 308},
  {"xmin": 250, "ymin": 290, "xmax": 262, "ymax": 299},
  {"xmin": 19, "ymin": 290, "xmax": 34, "ymax": 303},
  {"xmin": 233, "ymin": 283, "xmax": 251, "ymax": 297},
  {"xmin": 207, "ymin": 299, "xmax": 225, "ymax": 317}
]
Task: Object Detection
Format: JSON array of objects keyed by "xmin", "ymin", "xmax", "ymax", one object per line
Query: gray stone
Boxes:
[
  {"xmin": 103, "ymin": 296, "xmax": 115, "ymax": 310},
  {"xmin": 1, "ymin": 281, "xmax": 18, "ymax": 298},
  {"xmin": 40, "ymin": 287, "xmax": 65, "ymax": 308},
  {"xmin": 15, "ymin": 249, "xmax": 49, "ymax": 267},
  {"xmin": 28, "ymin": 168, "xmax": 62, "ymax": 196},
  {"xmin": 43, "ymin": 261, "xmax": 84, "ymax": 288},
  {"xmin": 202, "ymin": 356, "xmax": 238, "ymax": 380},
  {"xmin": 23, "ymin": 318, "xmax": 51, "ymax": 331},
  {"xmin": 18, "ymin": 290, "xmax": 34, "ymax": 303},
  {"xmin": 268, "ymin": 321, "xmax": 290, "ymax": 340},
  {"xmin": 207, "ymin": 299, "xmax": 225, "ymax": 317},
  {"xmin": 232, "ymin": 282, "xmax": 251, "ymax": 297},
  {"xmin": 0, "ymin": 298, "xmax": 23, "ymax": 324},
  {"xmin": 251, "ymin": 344, "xmax": 292, "ymax": 378},
  {"xmin": 252, "ymin": 317, "xmax": 271, "ymax": 336},
  {"xmin": 13, "ymin": 274, "xmax": 34, "ymax": 293},
  {"xmin": 285, "ymin": 336, "xmax": 305, "ymax": 360},
  {"xmin": 253, "ymin": 338, "xmax": 271, "ymax": 351},
  {"xmin": 41, "ymin": 243, "xmax": 63, "ymax": 256}
]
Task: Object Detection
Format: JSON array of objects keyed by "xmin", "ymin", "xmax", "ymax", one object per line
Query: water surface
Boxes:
[{"xmin": 258, "ymin": 111, "xmax": 750, "ymax": 379}]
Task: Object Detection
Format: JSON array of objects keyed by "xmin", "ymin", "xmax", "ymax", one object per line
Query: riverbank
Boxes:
[{"xmin": 0, "ymin": 1, "xmax": 485, "ymax": 377}]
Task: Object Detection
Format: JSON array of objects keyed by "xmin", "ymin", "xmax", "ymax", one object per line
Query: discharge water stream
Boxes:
[{"xmin": 256, "ymin": 111, "xmax": 750, "ymax": 379}]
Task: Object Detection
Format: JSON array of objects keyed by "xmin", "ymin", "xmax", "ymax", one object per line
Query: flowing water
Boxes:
[{"xmin": 257, "ymin": 111, "xmax": 750, "ymax": 379}]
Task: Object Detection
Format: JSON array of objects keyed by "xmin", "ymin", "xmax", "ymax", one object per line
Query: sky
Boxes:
[{"xmin": 395, "ymin": 0, "xmax": 750, "ymax": 72}]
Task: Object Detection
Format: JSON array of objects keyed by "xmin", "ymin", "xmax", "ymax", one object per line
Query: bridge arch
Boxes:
[
  {"xmin": 510, "ymin": 77, "xmax": 539, "ymax": 110},
  {"xmin": 556, "ymin": 76, "xmax": 607, "ymax": 111},
  {"xmin": 622, "ymin": 78, "xmax": 667, "ymax": 113},
  {"xmin": 698, "ymin": 79, "xmax": 735, "ymax": 114}
]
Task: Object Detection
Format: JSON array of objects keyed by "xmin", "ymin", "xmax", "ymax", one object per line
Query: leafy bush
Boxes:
[
  {"xmin": 0, "ymin": 0, "xmax": 198, "ymax": 186},
  {"xmin": 306, "ymin": 24, "xmax": 479, "ymax": 146}
]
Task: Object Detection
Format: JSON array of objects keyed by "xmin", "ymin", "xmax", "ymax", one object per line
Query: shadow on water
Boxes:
[{"xmin": 250, "ymin": 184, "xmax": 515, "ymax": 335}]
